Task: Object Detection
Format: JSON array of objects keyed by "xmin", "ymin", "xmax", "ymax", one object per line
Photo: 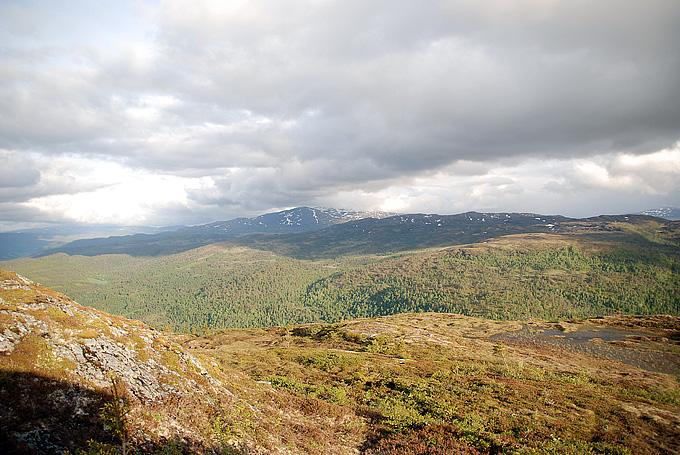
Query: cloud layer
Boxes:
[{"xmin": 1, "ymin": 0, "xmax": 679, "ymax": 228}]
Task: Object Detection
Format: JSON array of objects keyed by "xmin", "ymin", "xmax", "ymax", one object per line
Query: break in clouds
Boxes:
[{"xmin": 1, "ymin": 0, "xmax": 679, "ymax": 228}]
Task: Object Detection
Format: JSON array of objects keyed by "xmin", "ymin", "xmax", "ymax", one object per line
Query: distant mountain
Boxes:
[
  {"xmin": 0, "ymin": 224, "xmax": 184, "ymax": 260},
  {"xmin": 187, "ymin": 206, "xmax": 391, "ymax": 234},
  {"xmin": 638, "ymin": 207, "xmax": 680, "ymax": 220},
  {"xmin": 0, "ymin": 232, "xmax": 53, "ymax": 261},
  {"xmin": 240, "ymin": 211, "xmax": 671, "ymax": 259},
  {"xmin": 20, "ymin": 207, "xmax": 675, "ymax": 259},
  {"xmin": 34, "ymin": 207, "xmax": 392, "ymax": 257}
]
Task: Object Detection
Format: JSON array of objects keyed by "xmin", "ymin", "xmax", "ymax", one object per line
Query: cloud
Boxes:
[
  {"xmin": 0, "ymin": 0, "xmax": 679, "ymax": 228},
  {"xmin": 0, "ymin": 150, "xmax": 40, "ymax": 190},
  {"xmin": 573, "ymin": 144, "xmax": 680, "ymax": 195},
  {"xmin": 22, "ymin": 159, "xmax": 215, "ymax": 225}
]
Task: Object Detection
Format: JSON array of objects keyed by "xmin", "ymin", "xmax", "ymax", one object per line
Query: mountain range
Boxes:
[
  {"xmin": 0, "ymin": 207, "xmax": 391, "ymax": 259},
  {"xmin": 1, "ymin": 206, "xmax": 678, "ymax": 260}
]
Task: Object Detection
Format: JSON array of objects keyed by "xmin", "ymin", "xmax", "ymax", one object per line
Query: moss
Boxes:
[
  {"xmin": 44, "ymin": 305, "xmax": 71, "ymax": 321},
  {"xmin": 159, "ymin": 348, "xmax": 181, "ymax": 372},
  {"xmin": 77, "ymin": 328, "xmax": 100, "ymax": 339},
  {"xmin": 0, "ymin": 310, "xmax": 16, "ymax": 325},
  {"xmin": 130, "ymin": 335, "xmax": 151, "ymax": 362},
  {"xmin": 0, "ymin": 288, "xmax": 35, "ymax": 305},
  {"xmin": 5, "ymin": 333, "xmax": 75, "ymax": 376}
]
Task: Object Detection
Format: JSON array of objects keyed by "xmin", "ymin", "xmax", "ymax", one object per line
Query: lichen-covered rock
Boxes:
[{"xmin": 0, "ymin": 270, "xmax": 244, "ymax": 454}]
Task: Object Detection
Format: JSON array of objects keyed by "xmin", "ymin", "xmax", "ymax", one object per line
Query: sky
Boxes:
[{"xmin": 1, "ymin": 0, "xmax": 679, "ymax": 230}]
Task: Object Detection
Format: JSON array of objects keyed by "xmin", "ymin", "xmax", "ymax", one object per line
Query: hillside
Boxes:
[
  {"xmin": 0, "ymin": 270, "xmax": 364, "ymax": 454},
  {"xmin": 2, "ymin": 269, "xmax": 679, "ymax": 454},
  {"xmin": 0, "ymin": 225, "xmax": 185, "ymax": 261},
  {"xmin": 299, "ymin": 232, "xmax": 680, "ymax": 322},
  {"xmin": 2, "ymin": 214, "xmax": 679, "ymax": 332},
  {"xmin": 185, "ymin": 312, "xmax": 680, "ymax": 454}
]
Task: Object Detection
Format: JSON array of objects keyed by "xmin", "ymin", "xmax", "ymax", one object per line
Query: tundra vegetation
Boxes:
[{"xmin": 184, "ymin": 312, "xmax": 680, "ymax": 454}]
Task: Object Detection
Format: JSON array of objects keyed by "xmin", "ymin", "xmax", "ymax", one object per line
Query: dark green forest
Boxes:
[
  {"xmin": 301, "ymin": 240, "xmax": 680, "ymax": 322},
  {"xmin": 4, "ymin": 219, "xmax": 679, "ymax": 332}
]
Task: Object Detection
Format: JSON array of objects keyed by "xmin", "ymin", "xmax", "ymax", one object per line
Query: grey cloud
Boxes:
[
  {"xmin": 1, "ymin": 0, "xmax": 679, "ymax": 227},
  {"xmin": 0, "ymin": 151, "xmax": 40, "ymax": 189},
  {"xmin": 6, "ymin": 0, "xmax": 679, "ymax": 168}
]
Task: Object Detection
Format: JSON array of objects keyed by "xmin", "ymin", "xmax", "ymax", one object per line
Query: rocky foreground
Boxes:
[{"xmin": 0, "ymin": 270, "xmax": 362, "ymax": 454}]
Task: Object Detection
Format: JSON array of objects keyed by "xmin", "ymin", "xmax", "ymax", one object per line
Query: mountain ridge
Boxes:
[
  {"xmin": 31, "ymin": 207, "xmax": 393, "ymax": 258},
  {"xmin": 31, "ymin": 208, "xmax": 674, "ymax": 259},
  {"xmin": 3, "ymin": 207, "xmax": 674, "ymax": 260}
]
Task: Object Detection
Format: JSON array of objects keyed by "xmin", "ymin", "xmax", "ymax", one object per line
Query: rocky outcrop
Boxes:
[
  {"xmin": 0, "ymin": 270, "xmax": 238, "ymax": 454},
  {"xmin": 0, "ymin": 269, "xmax": 372, "ymax": 455},
  {"xmin": 0, "ymin": 271, "xmax": 223, "ymax": 402}
]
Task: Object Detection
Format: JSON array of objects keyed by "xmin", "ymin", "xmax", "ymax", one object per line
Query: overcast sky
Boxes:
[{"xmin": 1, "ymin": 0, "xmax": 679, "ymax": 230}]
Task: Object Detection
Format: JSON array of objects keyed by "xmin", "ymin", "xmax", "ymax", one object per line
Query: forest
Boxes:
[{"xmin": 3, "ymin": 216, "xmax": 679, "ymax": 333}]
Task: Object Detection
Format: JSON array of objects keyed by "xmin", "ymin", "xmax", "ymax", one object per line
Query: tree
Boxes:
[
  {"xmin": 101, "ymin": 376, "xmax": 131, "ymax": 455},
  {"xmin": 493, "ymin": 341, "xmax": 509, "ymax": 374}
]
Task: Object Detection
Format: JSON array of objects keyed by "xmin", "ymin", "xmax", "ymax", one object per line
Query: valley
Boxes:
[{"xmin": 3, "ymin": 214, "xmax": 679, "ymax": 332}]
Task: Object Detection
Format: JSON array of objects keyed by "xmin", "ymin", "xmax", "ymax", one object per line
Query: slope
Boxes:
[
  {"xmin": 301, "ymin": 232, "xmax": 680, "ymax": 322},
  {"xmin": 0, "ymin": 270, "xmax": 364, "ymax": 454}
]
